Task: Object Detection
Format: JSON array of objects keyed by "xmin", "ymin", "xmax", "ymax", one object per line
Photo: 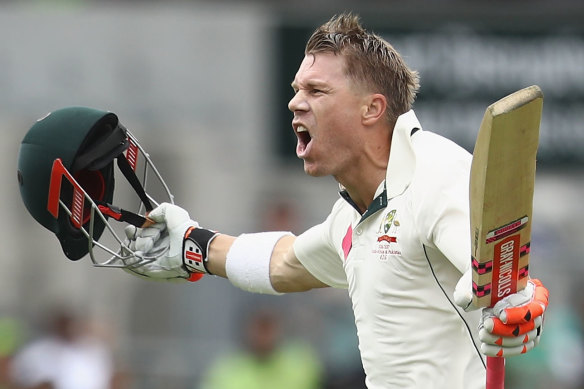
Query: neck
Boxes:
[
  {"xmin": 338, "ymin": 172, "xmax": 385, "ymax": 214},
  {"xmin": 337, "ymin": 124, "xmax": 393, "ymax": 213},
  {"xmin": 336, "ymin": 146, "xmax": 388, "ymax": 214}
]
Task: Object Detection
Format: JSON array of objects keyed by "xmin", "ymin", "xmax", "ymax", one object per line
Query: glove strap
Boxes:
[{"xmin": 183, "ymin": 226, "xmax": 219, "ymax": 275}]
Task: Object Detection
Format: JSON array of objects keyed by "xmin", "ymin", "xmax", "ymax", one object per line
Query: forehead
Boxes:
[{"xmin": 293, "ymin": 52, "xmax": 347, "ymax": 87}]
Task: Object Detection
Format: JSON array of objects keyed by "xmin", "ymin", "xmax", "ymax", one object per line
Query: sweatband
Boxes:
[
  {"xmin": 183, "ymin": 226, "xmax": 219, "ymax": 275},
  {"xmin": 225, "ymin": 231, "xmax": 292, "ymax": 295}
]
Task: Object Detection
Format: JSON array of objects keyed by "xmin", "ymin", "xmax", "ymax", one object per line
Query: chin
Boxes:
[{"xmin": 303, "ymin": 163, "xmax": 327, "ymax": 178}]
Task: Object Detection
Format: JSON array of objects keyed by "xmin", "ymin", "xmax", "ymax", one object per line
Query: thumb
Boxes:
[
  {"xmin": 124, "ymin": 225, "xmax": 138, "ymax": 240},
  {"xmin": 454, "ymin": 268, "xmax": 475, "ymax": 311},
  {"xmin": 148, "ymin": 203, "xmax": 192, "ymax": 229},
  {"xmin": 147, "ymin": 202, "xmax": 172, "ymax": 222}
]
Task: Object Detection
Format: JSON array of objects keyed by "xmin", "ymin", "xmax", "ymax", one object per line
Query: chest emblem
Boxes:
[
  {"xmin": 383, "ymin": 210, "xmax": 395, "ymax": 233},
  {"xmin": 373, "ymin": 209, "xmax": 401, "ymax": 259}
]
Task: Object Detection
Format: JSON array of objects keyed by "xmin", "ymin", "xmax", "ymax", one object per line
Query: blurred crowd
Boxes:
[
  {"xmin": 2, "ymin": 297, "xmax": 584, "ymax": 389},
  {"xmin": 0, "ymin": 304, "xmax": 363, "ymax": 389},
  {"xmin": 1, "ymin": 192, "xmax": 583, "ymax": 389},
  {"xmin": 0, "ymin": 308, "xmax": 130, "ymax": 389}
]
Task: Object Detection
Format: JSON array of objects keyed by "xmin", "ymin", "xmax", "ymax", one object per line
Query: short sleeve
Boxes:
[{"xmin": 293, "ymin": 208, "xmax": 349, "ymax": 289}]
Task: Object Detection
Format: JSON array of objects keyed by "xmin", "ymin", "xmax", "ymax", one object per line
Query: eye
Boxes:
[{"xmin": 310, "ymin": 88, "xmax": 323, "ymax": 95}]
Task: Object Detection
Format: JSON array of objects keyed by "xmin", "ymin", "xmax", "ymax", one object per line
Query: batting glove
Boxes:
[
  {"xmin": 123, "ymin": 203, "xmax": 218, "ymax": 282},
  {"xmin": 479, "ymin": 279, "xmax": 549, "ymax": 357}
]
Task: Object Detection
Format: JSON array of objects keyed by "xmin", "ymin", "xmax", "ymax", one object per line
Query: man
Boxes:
[
  {"xmin": 125, "ymin": 13, "xmax": 548, "ymax": 388},
  {"xmin": 9, "ymin": 308, "xmax": 114, "ymax": 389},
  {"xmin": 200, "ymin": 308, "xmax": 322, "ymax": 389}
]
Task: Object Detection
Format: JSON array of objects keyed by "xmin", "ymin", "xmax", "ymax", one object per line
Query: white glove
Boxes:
[
  {"xmin": 123, "ymin": 203, "xmax": 200, "ymax": 282},
  {"xmin": 454, "ymin": 270, "xmax": 549, "ymax": 357}
]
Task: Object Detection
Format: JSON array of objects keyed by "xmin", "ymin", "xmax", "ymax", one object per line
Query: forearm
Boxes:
[
  {"xmin": 206, "ymin": 234, "xmax": 236, "ymax": 278},
  {"xmin": 206, "ymin": 232, "xmax": 327, "ymax": 293},
  {"xmin": 269, "ymin": 235, "xmax": 328, "ymax": 292},
  {"xmin": 125, "ymin": 203, "xmax": 326, "ymax": 292}
]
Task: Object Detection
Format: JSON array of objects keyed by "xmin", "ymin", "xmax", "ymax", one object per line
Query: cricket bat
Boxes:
[{"xmin": 470, "ymin": 85, "xmax": 543, "ymax": 389}]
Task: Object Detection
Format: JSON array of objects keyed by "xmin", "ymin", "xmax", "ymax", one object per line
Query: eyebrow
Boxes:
[{"xmin": 290, "ymin": 80, "xmax": 328, "ymax": 91}]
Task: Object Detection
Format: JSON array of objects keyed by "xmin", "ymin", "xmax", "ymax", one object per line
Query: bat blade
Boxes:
[
  {"xmin": 469, "ymin": 85, "xmax": 543, "ymax": 389},
  {"xmin": 470, "ymin": 85, "xmax": 543, "ymax": 308}
]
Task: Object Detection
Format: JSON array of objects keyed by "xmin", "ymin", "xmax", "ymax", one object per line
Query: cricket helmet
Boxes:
[{"xmin": 17, "ymin": 106, "xmax": 172, "ymax": 266}]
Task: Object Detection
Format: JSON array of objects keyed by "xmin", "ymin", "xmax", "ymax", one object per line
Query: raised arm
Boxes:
[{"xmin": 124, "ymin": 203, "xmax": 328, "ymax": 293}]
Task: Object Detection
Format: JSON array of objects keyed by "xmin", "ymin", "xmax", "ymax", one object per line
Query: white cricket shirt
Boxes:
[{"xmin": 294, "ymin": 111, "xmax": 486, "ymax": 388}]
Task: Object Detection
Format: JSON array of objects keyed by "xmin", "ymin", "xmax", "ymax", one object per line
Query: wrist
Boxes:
[
  {"xmin": 182, "ymin": 226, "xmax": 219, "ymax": 275},
  {"xmin": 205, "ymin": 234, "xmax": 236, "ymax": 277}
]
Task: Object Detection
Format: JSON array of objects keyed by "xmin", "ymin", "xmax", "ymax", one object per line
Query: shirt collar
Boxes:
[
  {"xmin": 385, "ymin": 110, "xmax": 420, "ymax": 199},
  {"xmin": 340, "ymin": 181, "xmax": 387, "ymax": 223}
]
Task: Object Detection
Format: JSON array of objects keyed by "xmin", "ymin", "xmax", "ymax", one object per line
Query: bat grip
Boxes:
[{"xmin": 486, "ymin": 356, "xmax": 505, "ymax": 389}]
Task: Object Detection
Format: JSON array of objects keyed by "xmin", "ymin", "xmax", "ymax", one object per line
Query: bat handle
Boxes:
[{"xmin": 486, "ymin": 356, "xmax": 505, "ymax": 389}]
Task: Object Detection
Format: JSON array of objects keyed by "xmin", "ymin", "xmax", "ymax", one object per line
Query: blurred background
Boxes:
[{"xmin": 1, "ymin": 0, "xmax": 584, "ymax": 388}]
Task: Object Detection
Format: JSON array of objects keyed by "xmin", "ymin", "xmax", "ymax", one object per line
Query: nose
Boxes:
[{"xmin": 288, "ymin": 91, "xmax": 308, "ymax": 113}]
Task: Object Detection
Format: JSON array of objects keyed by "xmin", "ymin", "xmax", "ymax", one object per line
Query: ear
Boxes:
[{"xmin": 361, "ymin": 93, "xmax": 387, "ymax": 126}]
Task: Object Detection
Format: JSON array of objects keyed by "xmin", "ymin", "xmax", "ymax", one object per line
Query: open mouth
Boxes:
[{"xmin": 296, "ymin": 125, "xmax": 312, "ymax": 155}]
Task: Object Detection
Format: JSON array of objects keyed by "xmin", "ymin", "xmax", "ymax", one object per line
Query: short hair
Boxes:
[{"xmin": 305, "ymin": 13, "xmax": 420, "ymax": 124}]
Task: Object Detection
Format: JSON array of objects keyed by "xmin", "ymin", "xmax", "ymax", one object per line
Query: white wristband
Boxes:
[{"xmin": 225, "ymin": 231, "xmax": 292, "ymax": 295}]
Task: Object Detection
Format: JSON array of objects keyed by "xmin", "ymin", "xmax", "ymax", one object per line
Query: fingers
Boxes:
[
  {"xmin": 124, "ymin": 225, "xmax": 138, "ymax": 240},
  {"xmin": 496, "ymin": 279, "xmax": 549, "ymax": 325},
  {"xmin": 124, "ymin": 223, "xmax": 165, "ymax": 240},
  {"xmin": 481, "ymin": 338, "xmax": 539, "ymax": 357},
  {"xmin": 133, "ymin": 223, "xmax": 166, "ymax": 253},
  {"xmin": 147, "ymin": 203, "xmax": 189, "ymax": 225},
  {"xmin": 121, "ymin": 205, "xmax": 197, "ymax": 283},
  {"xmin": 137, "ymin": 223, "xmax": 165, "ymax": 239},
  {"xmin": 145, "ymin": 234, "xmax": 170, "ymax": 258},
  {"xmin": 479, "ymin": 279, "xmax": 548, "ymax": 358},
  {"xmin": 124, "ymin": 223, "xmax": 167, "ymax": 257},
  {"xmin": 500, "ymin": 299, "xmax": 546, "ymax": 324},
  {"xmin": 146, "ymin": 202, "xmax": 171, "ymax": 222},
  {"xmin": 479, "ymin": 327, "xmax": 539, "ymax": 348},
  {"xmin": 484, "ymin": 314, "xmax": 542, "ymax": 337},
  {"xmin": 480, "ymin": 317, "xmax": 543, "ymax": 357}
]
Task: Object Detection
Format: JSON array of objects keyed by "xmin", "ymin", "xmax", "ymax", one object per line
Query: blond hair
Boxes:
[{"xmin": 306, "ymin": 13, "xmax": 420, "ymax": 124}]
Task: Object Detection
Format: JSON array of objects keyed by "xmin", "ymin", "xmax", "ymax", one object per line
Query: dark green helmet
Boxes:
[{"xmin": 17, "ymin": 107, "xmax": 173, "ymax": 265}]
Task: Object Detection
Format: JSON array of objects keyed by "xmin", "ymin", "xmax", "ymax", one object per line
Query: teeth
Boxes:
[{"xmin": 297, "ymin": 125, "xmax": 307, "ymax": 133}]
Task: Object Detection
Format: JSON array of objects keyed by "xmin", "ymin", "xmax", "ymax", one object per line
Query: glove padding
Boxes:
[
  {"xmin": 479, "ymin": 279, "xmax": 548, "ymax": 357},
  {"xmin": 454, "ymin": 271, "xmax": 549, "ymax": 357},
  {"xmin": 123, "ymin": 203, "xmax": 199, "ymax": 282}
]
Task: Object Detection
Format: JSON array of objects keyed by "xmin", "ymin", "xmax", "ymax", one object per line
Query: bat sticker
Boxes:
[
  {"xmin": 485, "ymin": 216, "xmax": 528, "ymax": 243},
  {"xmin": 492, "ymin": 234, "xmax": 521, "ymax": 300}
]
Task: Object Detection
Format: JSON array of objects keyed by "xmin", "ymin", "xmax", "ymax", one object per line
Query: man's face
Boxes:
[{"xmin": 289, "ymin": 53, "xmax": 368, "ymax": 178}]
